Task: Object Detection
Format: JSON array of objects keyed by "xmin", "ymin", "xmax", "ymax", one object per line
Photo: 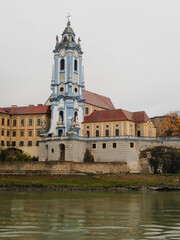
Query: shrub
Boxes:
[{"xmin": 83, "ymin": 149, "xmax": 94, "ymax": 163}]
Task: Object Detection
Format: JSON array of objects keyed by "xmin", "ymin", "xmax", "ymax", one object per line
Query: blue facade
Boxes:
[{"xmin": 48, "ymin": 20, "xmax": 85, "ymax": 137}]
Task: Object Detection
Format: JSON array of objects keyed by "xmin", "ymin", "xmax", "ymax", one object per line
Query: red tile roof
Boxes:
[
  {"xmin": 83, "ymin": 109, "xmax": 149, "ymax": 123},
  {"xmin": 83, "ymin": 90, "xmax": 115, "ymax": 110},
  {"xmin": 1, "ymin": 105, "xmax": 51, "ymax": 115},
  {"xmin": 0, "ymin": 108, "xmax": 8, "ymax": 114}
]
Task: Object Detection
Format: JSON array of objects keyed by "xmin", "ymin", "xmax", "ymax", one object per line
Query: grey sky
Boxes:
[{"xmin": 0, "ymin": 0, "xmax": 180, "ymax": 117}]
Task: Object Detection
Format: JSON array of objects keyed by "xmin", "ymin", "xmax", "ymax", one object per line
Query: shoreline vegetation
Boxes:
[{"xmin": 0, "ymin": 174, "xmax": 180, "ymax": 192}]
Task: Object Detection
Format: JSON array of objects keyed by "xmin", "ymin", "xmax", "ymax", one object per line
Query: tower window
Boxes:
[
  {"xmin": 59, "ymin": 111, "xmax": 64, "ymax": 122},
  {"xmin": 74, "ymin": 111, "xmax": 78, "ymax": 120},
  {"xmin": 60, "ymin": 59, "xmax": 65, "ymax": 70},
  {"xmin": 60, "ymin": 87, "xmax": 64, "ymax": 92},
  {"xmin": 115, "ymin": 129, "xmax": 119, "ymax": 136},
  {"xmin": 96, "ymin": 130, "xmax": 99, "ymax": 137},
  {"xmin": 74, "ymin": 59, "xmax": 78, "ymax": 71},
  {"xmin": 74, "ymin": 87, "xmax": 78, "ymax": 93},
  {"xmin": 63, "ymin": 36, "xmax": 67, "ymax": 42}
]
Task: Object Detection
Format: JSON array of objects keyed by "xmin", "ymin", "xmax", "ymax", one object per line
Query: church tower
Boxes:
[{"xmin": 48, "ymin": 17, "xmax": 84, "ymax": 137}]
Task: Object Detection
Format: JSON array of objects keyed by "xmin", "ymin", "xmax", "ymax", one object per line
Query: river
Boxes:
[{"xmin": 0, "ymin": 191, "xmax": 179, "ymax": 239}]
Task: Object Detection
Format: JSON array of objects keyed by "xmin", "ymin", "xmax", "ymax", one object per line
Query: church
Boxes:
[{"xmin": 0, "ymin": 18, "xmax": 157, "ymax": 172}]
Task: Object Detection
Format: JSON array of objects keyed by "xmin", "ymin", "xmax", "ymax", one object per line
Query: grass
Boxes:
[{"xmin": 0, "ymin": 174, "xmax": 180, "ymax": 188}]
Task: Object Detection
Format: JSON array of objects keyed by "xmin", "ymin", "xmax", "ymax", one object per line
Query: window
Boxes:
[
  {"xmin": 96, "ymin": 130, "xmax": 99, "ymax": 137},
  {"xmin": 28, "ymin": 141, "xmax": 32, "ymax": 146},
  {"xmin": 74, "ymin": 59, "xmax": 78, "ymax": 71},
  {"xmin": 130, "ymin": 142, "xmax": 134, "ymax": 148},
  {"xmin": 29, "ymin": 119, "xmax": 33, "ymax": 126},
  {"xmin": 59, "ymin": 111, "xmax": 64, "ymax": 122},
  {"xmin": 37, "ymin": 118, "xmax": 41, "ymax": 126},
  {"xmin": 60, "ymin": 59, "xmax": 65, "ymax": 70},
  {"xmin": 51, "ymin": 148, "xmax": 54, "ymax": 153},
  {"xmin": 102, "ymin": 143, "xmax": 106, "ymax": 149},
  {"xmin": 12, "ymin": 131, "xmax": 16, "ymax": 137},
  {"xmin": 7, "ymin": 119, "xmax": 10, "ymax": 126},
  {"xmin": 106, "ymin": 125, "xmax": 109, "ymax": 128},
  {"xmin": 1, "ymin": 130, "xmax": 4, "ymax": 136},
  {"xmin": 115, "ymin": 129, "xmax": 119, "ymax": 136},
  {"xmin": 137, "ymin": 130, "xmax": 141, "ymax": 137},
  {"xmin": 36, "ymin": 141, "xmax": 39, "ymax": 146},
  {"xmin": 21, "ymin": 119, "xmax": 25, "ymax": 126},
  {"xmin": 113, "ymin": 143, "xmax": 117, "ymax": 148},
  {"xmin": 60, "ymin": 87, "xmax": 64, "ymax": 92},
  {"xmin": 12, "ymin": 141, "xmax": 16, "ymax": 146},
  {"xmin": 1, "ymin": 118, "xmax": 4, "ymax": 125},
  {"xmin": 92, "ymin": 143, "xmax": 96, "ymax": 149},
  {"xmin": 19, "ymin": 141, "xmax": 24, "ymax": 146},
  {"xmin": 29, "ymin": 131, "xmax": 32, "ymax": 136},
  {"xmin": 105, "ymin": 129, "xmax": 109, "ymax": 137},
  {"xmin": 20, "ymin": 131, "xmax": 24, "ymax": 137},
  {"xmin": 85, "ymin": 107, "xmax": 89, "ymax": 115},
  {"xmin": 13, "ymin": 119, "xmax": 16, "ymax": 126},
  {"xmin": 86, "ymin": 131, "xmax": 90, "ymax": 138},
  {"xmin": 7, "ymin": 141, "xmax": 10, "ymax": 146},
  {"xmin": 7, "ymin": 130, "xmax": 9, "ymax": 137},
  {"xmin": 37, "ymin": 131, "xmax": 41, "ymax": 136},
  {"xmin": 1, "ymin": 141, "xmax": 5, "ymax": 146},
  {"xmin": 74, "ymin": 87, "xmax": 78, "ymax": 93}
]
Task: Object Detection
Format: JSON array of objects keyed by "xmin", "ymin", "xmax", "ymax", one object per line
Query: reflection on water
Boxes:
[{"xmin": 0, "ymin": 191, "xmax": 179, "ymax": 239}]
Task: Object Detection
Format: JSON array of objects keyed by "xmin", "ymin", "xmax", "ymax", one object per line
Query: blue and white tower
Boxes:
[{"xmin": 48, "ymin": 18, "xmax": 85, "ymax": 137}]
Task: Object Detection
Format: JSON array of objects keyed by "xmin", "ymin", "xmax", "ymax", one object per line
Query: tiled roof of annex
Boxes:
[
  {"xmin": 0, "ymin": 108, "xmax": 8, "ymax": 114},
  {"xmin": 1, "ymin": 105, "xmax": 51, "ymax": 115},
  {"xmin": 83, "ymin": 90, "xmax": 115, "ymax": 110},
  {"xmin": 83, "ymin": 108, "xmax": 149, "ymax": 123}
]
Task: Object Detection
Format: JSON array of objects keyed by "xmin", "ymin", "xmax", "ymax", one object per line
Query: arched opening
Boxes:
[
  {"xmin": 85, "ymin": 107, "xmax": 89, "ymax": 115},
  {"xmin": 60, "ymin": 59, "xmax": 65, "ymax": 70},
  {"xmin": 63, "ymin": 36, "xmax": 67, "ymax": 42},
  {"xmin": 105, "ymin": 129, "xmax": 109, "ymax": 137},
  {"xmin": 115, "ymin": 129, "xmax": 119, "ymax": 136},
  {"xmin": 86, "ymin": 130, "xmax": 90, "ymax": 138},
  {"xmin": 74, "ymin": 59, "xmax": 78, "ymax": 71},
  {"xmin": 59, "ymin": 144, "xmax": 65, "ymax": 161},
  {"xmin": 59, "ymin": 111, "xmax": 64, "ymax": 122},
  {"xmin": 137, "ymin": 130, "xmax": 141, "ymax": 137},
  {"xmin": 96, "ymin": 130, "xmax": 99, "ymax": 137},
  {"xmin": 58, "ymin": 129, "xmax": 63, "ymax": 136},
  {"xmin": 45, "ymin": 145, "xmax": 48, "ymax": 161}
]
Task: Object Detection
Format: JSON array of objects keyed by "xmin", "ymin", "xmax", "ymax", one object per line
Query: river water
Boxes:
[{"xmin": 0, "ymin": 191, "xmax": 179, "ymax": 240}]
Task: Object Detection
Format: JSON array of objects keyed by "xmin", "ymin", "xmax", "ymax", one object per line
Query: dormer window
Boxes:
[
  {"xmin": 74, "ymin": 59, "xmax": 78, "ymax": 71},
  {"xmin": 60, "ymin": 59, "xmax": 65, "ymax": 70}
]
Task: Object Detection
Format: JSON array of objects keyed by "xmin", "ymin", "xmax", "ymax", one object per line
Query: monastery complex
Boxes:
[{"xmin": 0, "ymin": 19, "xmax": 178, "ymax": 173}]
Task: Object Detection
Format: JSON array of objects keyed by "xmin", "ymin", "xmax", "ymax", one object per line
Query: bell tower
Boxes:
[{"xmin": 48, "ymin": 17, "xmax": 85, "ymax": 137}]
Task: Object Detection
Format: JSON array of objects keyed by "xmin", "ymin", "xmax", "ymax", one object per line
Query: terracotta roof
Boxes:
[
  {"xmin": 83, "ymin": 90, "xmax": 115, "ymax": 110},
  {"xmin": 1, "ymin": 105, "xmax": 51, "ymax": 115},
  {"xmin": 0, "ymin": 108, "xmax": 8, "ymax": 114},
  {"xmin": 83, "ymin": 109, "xmax": 149, "ymax": 123}
]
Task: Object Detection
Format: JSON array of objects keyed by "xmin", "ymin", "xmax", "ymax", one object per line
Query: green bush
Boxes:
[
  {"xmin": 83, "ymin": 149, "xmax": 94, "ymax": 163},
  {"xmin": 0, "ymin": 148, "xmax": 38, "ymax": 162}
]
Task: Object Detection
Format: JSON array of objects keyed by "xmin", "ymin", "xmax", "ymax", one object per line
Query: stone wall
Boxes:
[{"xmin": 0, "ymin": 161, "xmax": 127, "ymax": 174}]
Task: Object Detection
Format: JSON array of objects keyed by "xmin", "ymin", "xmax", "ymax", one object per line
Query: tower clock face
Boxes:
[
  {"xmin": 59, "ymin": 49, "xmax": 65, "ymax": 56},
  {"xmin": 74, "ymin": 50, "xmax": 78, "ymax": 57}
]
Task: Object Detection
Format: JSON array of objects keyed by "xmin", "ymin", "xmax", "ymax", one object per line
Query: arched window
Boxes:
[
  {"xmin": 96, "ymin": 130, "xmax": 99, "ymax": 137},
  {"xmin": 74, "ymin": 111, "xmax": 78, "ymax": 121},
  {"xmin": 115, "ymin": 129, "xmax": 119, "ymax": 136},
  {"xmin": 60, "ymin": 111, "xmax": 64, "ymax": 122},
  {"xmin": 137, "ymin": 130, "xmax": 141, "ymax": 137},
  {"xmin": 105, "ymin": 129, "xmax": 109, "ymax": 137},
  {"xmin": 85, "ymin": 107, "xmax": 89, "ymax": 115},
  {"xmin": 74, "ymin": 59, "xmax": 78, "ymax": 71},
  {"xmin": 60, "ymin": 59, "xmax": 65, "ymax": 70},
  {"xmin": 86, "ymin": 131, "xmax": 90, "ymax": 138},
  {"xmin": 63, "ymin": 36, "xmax": 67, "ymax": 42}
]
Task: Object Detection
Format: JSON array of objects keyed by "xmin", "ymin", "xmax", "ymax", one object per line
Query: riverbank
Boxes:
[{"xmin": 0, "ymin": 174, "xmax": 180, "ymax": 191}]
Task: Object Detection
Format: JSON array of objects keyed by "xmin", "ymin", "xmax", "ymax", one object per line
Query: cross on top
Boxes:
[{"xmin": 66, "ymin": 12, "xmax": 71, "ymax": 22}]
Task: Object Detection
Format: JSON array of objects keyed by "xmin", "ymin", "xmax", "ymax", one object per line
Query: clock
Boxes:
[
  {"xmin": 74, "ymin": 50, "xmax": 78, "ymax": 57},
  {"xmin": 59, "ymin": 48, "xmax": 65, "ymax": 56}
]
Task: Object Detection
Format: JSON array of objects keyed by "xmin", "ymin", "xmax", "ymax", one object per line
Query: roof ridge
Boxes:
[{"xmin": 95, "ymin": 93, "xmax": 115, "ymax": 109}]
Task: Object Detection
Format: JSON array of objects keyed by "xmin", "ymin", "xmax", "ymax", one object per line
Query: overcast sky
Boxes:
[{"xmin": 0, "ymin": 0, "xmax": 180, "ymax": 117}]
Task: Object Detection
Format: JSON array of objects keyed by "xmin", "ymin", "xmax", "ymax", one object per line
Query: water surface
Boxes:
[{"xmin": 0, "ymin": 191, "xmax": 179, "ymax": 239}]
